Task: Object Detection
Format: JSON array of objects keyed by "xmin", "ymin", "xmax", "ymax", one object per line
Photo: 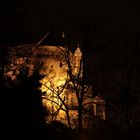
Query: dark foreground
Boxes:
[{"xmin": 1, "ymin": 122, "xmax": 139, "ymax": 140}]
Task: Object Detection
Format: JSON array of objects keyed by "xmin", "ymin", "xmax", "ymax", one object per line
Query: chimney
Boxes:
[{"xmin": 62, "ymin": 32, "xmax": 65, "ymax": 38}]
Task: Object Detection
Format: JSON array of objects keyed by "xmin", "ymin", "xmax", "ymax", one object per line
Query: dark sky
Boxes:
[{"xmin": 0, "ymin": 0, "xmax": 140, "ymax": 46}]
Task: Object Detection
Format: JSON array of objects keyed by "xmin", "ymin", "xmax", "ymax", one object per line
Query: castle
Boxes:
[
  {"xmin": 33, "ymin": 44, "xmax": 106, "ymax": 128},
  {"xmin": 4, "ymin": 39, "xmax": 105, "ymax": 129}
]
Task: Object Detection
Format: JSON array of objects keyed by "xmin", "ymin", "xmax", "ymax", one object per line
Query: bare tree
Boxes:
[
  {"xmin": 119, "ymin": 31, "xmax": 139, "ymax": 132},
  {"xmin": 57, "ymin": 41, "xmax": 96, "ymax": 130}
]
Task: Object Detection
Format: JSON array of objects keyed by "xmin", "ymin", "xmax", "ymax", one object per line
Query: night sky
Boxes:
[{"xmin": 0, "ymin": 0, "xmax": 140, "ymax": 45}]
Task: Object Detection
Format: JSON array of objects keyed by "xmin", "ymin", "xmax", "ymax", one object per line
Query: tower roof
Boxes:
[{"xmin": 74, "ymin": 46, "xmax": 82, "ymax": 56}]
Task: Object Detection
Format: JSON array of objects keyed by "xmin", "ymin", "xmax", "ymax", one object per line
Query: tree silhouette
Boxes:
[{"xmin": 2, "ymin": 65, "xmax": 46, "ymax": 138}]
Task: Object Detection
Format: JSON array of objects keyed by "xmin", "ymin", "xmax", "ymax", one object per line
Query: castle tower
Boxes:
[{"xmin": 73, "ymin": 45, "xmax": 82, "ymax": 75}]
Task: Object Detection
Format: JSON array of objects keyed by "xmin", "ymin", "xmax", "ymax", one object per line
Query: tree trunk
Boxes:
[
  {"xmin": 66, "ymin": 110, "xmax": 71, "ymax": 128},
  {"xmin": 78, "ymin": 100, "xmax": 83, "ymax": 130}
]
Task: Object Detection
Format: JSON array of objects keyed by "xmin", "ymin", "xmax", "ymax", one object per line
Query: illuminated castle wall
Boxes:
[{"xmin": 34, "ymin": 45, "xmax": 105, "ymax": 128}]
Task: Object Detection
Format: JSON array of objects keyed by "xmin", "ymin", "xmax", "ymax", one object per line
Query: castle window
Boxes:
[
  {"xmin": 59, "ymin": 62, "xmax": 63, "ymax": 67},
  {"xmin": 93, "ymin": 96, "xmax": 106, "ymax": 120},
  {"xmin": 50, "ymin": 65, "xmax": 53, "ymax": 68}
]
